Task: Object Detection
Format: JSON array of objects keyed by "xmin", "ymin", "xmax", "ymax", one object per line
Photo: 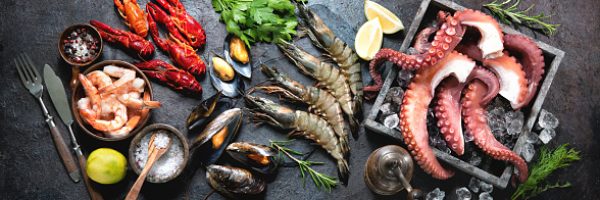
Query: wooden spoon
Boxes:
[{"xmin": 125, "ymin": 132, "xmax": 172, "ymax": 200}]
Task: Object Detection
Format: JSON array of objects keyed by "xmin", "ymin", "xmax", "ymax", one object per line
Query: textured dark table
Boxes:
[{"xmin": 0, "ymin": 0, "xmax": 598, "ymax": 199}]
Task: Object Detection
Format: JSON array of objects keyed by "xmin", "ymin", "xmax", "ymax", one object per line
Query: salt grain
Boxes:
[{"xmin": 134, "ymin": 130, "xmax": 184, "ymax": 182}]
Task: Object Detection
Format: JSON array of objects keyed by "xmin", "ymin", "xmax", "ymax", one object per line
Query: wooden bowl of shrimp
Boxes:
[{"xmin": 71, "ymin": 60, "xmax": 157, "ymax": 141}]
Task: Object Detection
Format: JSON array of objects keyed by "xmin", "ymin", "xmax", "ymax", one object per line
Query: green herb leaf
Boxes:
[
  {"xmin": 212, "ymin": 0, "xmax": 302, "ymax": 45},
  {"xmin": 511, "ymin": 144, "xmax": 580, "ymax": 200},
  {"xmin": 270, "ymin": 140, "xmax": 337, "ymax": 191},
  {"xmin": 484, "ymin": 0, "xmax": 560, "ymax": 35}
]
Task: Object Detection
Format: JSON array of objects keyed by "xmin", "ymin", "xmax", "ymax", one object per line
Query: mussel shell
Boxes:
[
  {"xmin": 226, "ymin": 142, "xmax": 279, "ymax": 175},
  {"xmin": 206, "ymin": 165, "xmax": 265, "ymax": 197},
  {"xmin": 209, "ymin": 54, "xmax": 245, "ymax": 97},
  {"xmin": 186, "ymin": 92, "xmax": 235, "ymax": 132},
  {"xmin": 224, "ymin": 34, "xmax": 252, "ymax": 78},
  {"xmin": 191, "ymin": 108, "xmax": 243, "ymax": 165}
]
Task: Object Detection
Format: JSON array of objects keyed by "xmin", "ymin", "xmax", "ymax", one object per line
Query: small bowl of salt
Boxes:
[{"xmin": 129, "ymin": 123, "xmax": 189, "ymax": 183}]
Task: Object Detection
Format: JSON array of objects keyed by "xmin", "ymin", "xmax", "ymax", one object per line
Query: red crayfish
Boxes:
[
  {"xmin": 90, "ymin": 20, "xmax": 155, "ymax": 58},
  {"xmin": 146, "ymin": 3, "xmax": 206, "ymax": 76},
  {"xmin": 113, "ymin": 0, "xmax": 148, "ymax": 37},
  {"xmin": 148, "ymin": 0, "xmax": 206, "ymax": 49},
  {"xmin": 134, "ymin": 59, "xmax": 202, "ymax": 94}
]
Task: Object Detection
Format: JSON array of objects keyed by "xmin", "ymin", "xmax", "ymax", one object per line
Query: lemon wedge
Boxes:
[
  {"xmin": 365, "ymin": 0, "xmax": 404, "ymax": 34},
  {"xmin": 355, "ymin": 17, "xmax": 383, "ymax": 61}
]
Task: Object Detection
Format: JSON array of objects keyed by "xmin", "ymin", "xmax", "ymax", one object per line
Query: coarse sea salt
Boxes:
[{"xmin": 134, "ymin": 130, "xmax": 184, "ymax": 183}]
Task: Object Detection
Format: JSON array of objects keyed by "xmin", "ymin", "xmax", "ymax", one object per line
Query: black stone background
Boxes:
[{"xmin": 0, "ymin": 0, "xmax": 598, "ymax": 199}]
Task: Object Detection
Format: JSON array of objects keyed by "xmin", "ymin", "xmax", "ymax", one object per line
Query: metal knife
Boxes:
[{"xmin": 44, "ymin": 64, "xmax": 103, "ymax": 200}]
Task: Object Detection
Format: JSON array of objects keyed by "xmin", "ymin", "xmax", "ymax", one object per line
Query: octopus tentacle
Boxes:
[
  {"xmin": 461, "ymin": 80, "xmax": 528, "ymax": 182},
  {"xmin": 413, "ymin": 27, "xmax": 438, "ymax": 54},
  {"xmin": 503, "ymin": 34, "xmax": 545, "ymax": 107},
  {"xmin": 413, "ymin": 11, "xmax": 448, "ymax": 54},
  {"xmin": 400, "ymin": 52, "xmax": 475, "ymax": 179},
  {"xmin": 434, "ymin": 66, "xmax": 499, "ymax": 155},
  {"xmin": 365, "ymin": 14, "xmax": 466, "ymax": 93},
  {"xmin": 483, "ymin": 53, "xmax": 528, "ymax": 109},
  {"xmin": 454, "ymin": 9, "xmax": 504, "ymax": 59}
]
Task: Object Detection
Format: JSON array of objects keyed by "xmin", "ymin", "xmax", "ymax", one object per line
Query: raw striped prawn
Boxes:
[
  {"xmin": 277, "ymin": 40, "xmax": 359, "ymax": 138},
  {"xmin": 244, "ymin": 95, "xmax": 349, "ymax": 183},
  {"xmin": 254, "ymin": 64, "xmax": 351, "ymax": 155},
  {"xmin": 296, "ymin": 3, "xmax": 363, "ymax": 118}
]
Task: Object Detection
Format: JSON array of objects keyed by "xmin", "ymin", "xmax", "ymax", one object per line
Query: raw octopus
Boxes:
[{"xmin": 368, "ymin": 9, "xmax": 545, "ymax": 182}]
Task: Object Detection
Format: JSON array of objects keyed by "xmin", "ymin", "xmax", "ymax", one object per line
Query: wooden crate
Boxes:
[{"xmin": 363, "ymin": 0, "xmax": 565, "ymax": 189}]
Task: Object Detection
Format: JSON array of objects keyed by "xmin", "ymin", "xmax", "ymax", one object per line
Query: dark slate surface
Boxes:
[{"xmin": 0, "ymin": 0, "xmax": 598, "ymax": 199}]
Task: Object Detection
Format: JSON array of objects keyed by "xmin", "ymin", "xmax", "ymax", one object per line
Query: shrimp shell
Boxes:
[
  {"xmin": 277, "ymin": 41, "xmax": 357, "ymax": 138},
  {"xmin": 297, "ymin": 4, "xmax": 363, "ymax": 117},
  {"xmin": 292, "ymin": 110, "xmax": 349, "ymax": 181},
  {"xmin": 258, "ymin": 65, "xmax": 351, "ymax": 154},
  {"xmin": 244, "ymin": 95, "xmax": 349, "ymax": 182}
]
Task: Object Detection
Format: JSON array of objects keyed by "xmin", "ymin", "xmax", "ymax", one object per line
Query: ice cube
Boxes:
[
  {"xmin": 487, "ymin": 115, "xmax": 506, "ymax": 133},
  {"xmin": 468, "ymin": 177, "xmax": 481, "ymax": 193},
  {"xmin": 487, "ymin": 106, "xmax": 505, "ymax": 117},
  {"xmin": 426, "ymin": 188, "xmax": 445, "ymax": 200},
  {"xmin": 397, "ymin": 69, "xmax": 414, "ymax": 87},
  {"xmin": 520, "ymin": 143, "xmax": 536, "ymax": 162},
  {"xmin": 538, "ymin": 109, "xmax": 559, "ymax": 129},
  {"xmin": 479, "ymin": 192, "xmax": 493, "ymax": 200},
  {"xmin": 385, "ymin": 87, "xmax": 404, "ymax": 105},
  {"xmin": 380, "ymin": 102, "xmax": 395, "ymax": 116},
  {"xmin": 455, "ymin": 187, "xmax": 472, "ymax": 200},
  {"xmin": 525, "ymin": 131, "xmax": 541, "ymax": 144},
  {"xmin": 480, "ymin": 180, "xmax": 493, "ymax": 193},
  {"xmin": 492, "ymin": 130, "xmax": 506, "ymax": 139},
  {"xmin": 383, "ymin": 114, "xmax": 400, "ymax": 129},
  {"xmin": 539, "ymin": 128, "xmax": 556, "ymax": 144},
  {"xmin": 505, "ymin": 111, "xmax": 524, "ymax": 135},
  {"xmin": 469, "ymin": 152, "xmax": 482, "ymax": 166}
]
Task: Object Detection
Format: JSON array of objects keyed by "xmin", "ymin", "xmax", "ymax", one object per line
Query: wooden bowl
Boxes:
[
  {"xmin": 58, "ymin": 23, "xmax": 103, "ymax": 90},
  {"xmin": 128, "ymin": 123, "xmax": 190, "ymax": 183},
  {"xmin": 71, "ymin": 60, "xmax": 153, "ymax": 141},
  {"xmin": 58, "ymin": 23, "xmax": 103, "ymax": 67}
]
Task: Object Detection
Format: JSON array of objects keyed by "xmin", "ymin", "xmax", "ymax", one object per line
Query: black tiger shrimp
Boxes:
[
  {"xmin": 244, "ymin": 95, "xmax": 350, "ymax": 183},
  {"xmin": 296, "ymin": 3, "xmax": 364, "ymax": 122},
  {"xmin": 277, "ymin": 40, "xmax": 359, "ymax": 138},
  {"xmin": 254, "ymin": 64, "xmax": 351, "ymax": 155}
]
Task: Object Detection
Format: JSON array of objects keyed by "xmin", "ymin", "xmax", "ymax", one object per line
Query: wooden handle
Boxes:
[
  {"xmin": 47, "ymin": 120, "xmax": 80, "ymax": 182},
  {"xmin": 125, "ymin": 149, "xmax": 159, "ymax": 200},
  {"xmin": 76, "ymin": 151, "xmax": 104, "ymax": 200},
  {"xmin": 70, "ymin": 66, "xmax": 80, "ymax": 91}
]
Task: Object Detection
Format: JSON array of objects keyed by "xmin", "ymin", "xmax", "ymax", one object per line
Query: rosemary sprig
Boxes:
[
  {"xmin": 511, "ymin": 144, "xmax": 581, "ymax": 200},
  {"xmin": 484, "ymin": 0, "xmax": 559, "ymax": 35},
  {"xmin": 270, "ymin": 140, "xmax": 337, "ymax": 191}
]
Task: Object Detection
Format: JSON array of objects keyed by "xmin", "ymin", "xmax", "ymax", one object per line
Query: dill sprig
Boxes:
[
  {"xmin": 484, "ymin": 0, "xmax": 560, "ymax": 35},
  {"xmin": 270, "ymin": 140, "xmax": 337, "ymax": 191},
  {"xmin": 511, "ymin": 144, "xmax": 581, "ymax": 200}
]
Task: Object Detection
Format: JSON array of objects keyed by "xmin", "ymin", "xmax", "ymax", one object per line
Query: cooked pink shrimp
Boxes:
[
  {"xmin": 116, "ymin": 93, "xmax": 161, "ymax": 110},
  {"xmin": 99, "ymin": 65, "xmax": 136, "ymax": 94},
  {"xmin": 88, "ymin": 97, "xmax": 128, "ymax": 132},
  {"xmin": 77, "ymin": 97, "xmax": 98, "ymax": 125},
  {"xmin": 79, "ymin": 74, "xmax": 101, "ymax": 106},
  {"xmin": 86, "ymin": 70, "xmax": 113, "ymax": 91},
  {"xmin": 107, "ymin": 115, "xmax": 141, "ymax": 138},
  {"xmin": 112, "ymin": 78, "xmax": 145, "ymax": 94}
]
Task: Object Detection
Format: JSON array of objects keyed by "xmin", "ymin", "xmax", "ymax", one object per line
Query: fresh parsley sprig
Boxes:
[
  {"xmin": 511, "ymin": 144, "xmax": 580, "ymax": 200},
  {"xmin": 484, "ymin": 0, "xmax": 559, "ymax": 35},
  {"xmin": 270, "ymin": 140, "xmax": 337, "ymax": 191},
  {"xmin": 211, "ymin": 0, "xmax": 301, "ymax": 46}
]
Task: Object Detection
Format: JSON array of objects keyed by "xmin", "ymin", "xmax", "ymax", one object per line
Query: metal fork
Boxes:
[{"xmin": 15, "ymin": 53, "xmax": 81, "ymax": 182}]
